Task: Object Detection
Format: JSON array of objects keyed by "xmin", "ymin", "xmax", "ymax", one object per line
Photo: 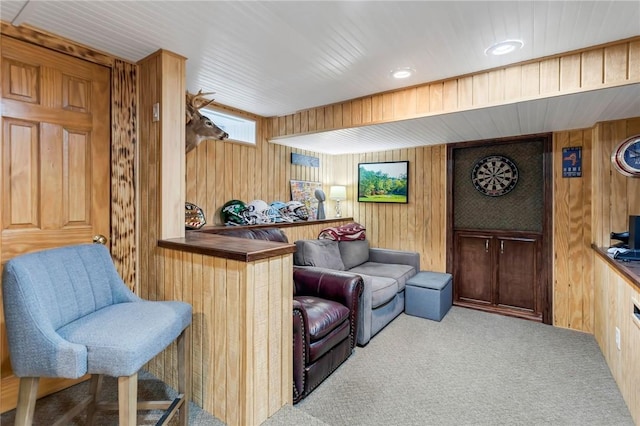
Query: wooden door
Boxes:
[
  {"xmin": 496, "ymin": 236, "xmax": 539, "ymax": 316},
  {"xmin": 454, "ymin": 232, "xmax": 494, "ymax": 306},
  {"xmin": 1, "ymin": 36, "xmax": 110, "ymax": 412}
]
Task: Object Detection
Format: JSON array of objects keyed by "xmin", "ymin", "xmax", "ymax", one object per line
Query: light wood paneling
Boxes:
[
  {"xmin": 593, "ymin": 257, "xmax": 640, "ymax": 424},
  {"xmin": 270, "ymin": 37, "xmax": 640, "ymax": 140},
  {"xmin": 147, "ymin": 249, "xmax": 293, "ymax": 426}
]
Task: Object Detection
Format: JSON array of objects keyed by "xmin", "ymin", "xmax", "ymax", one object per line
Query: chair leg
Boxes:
[
  {"xmin": 85, "ymin": 374, "xmax": 103, "ymax": 425},
  {"xmin": 14, "ymin": 377, "xmax": 39, "ymax": 426},
  {"xmin": 177, "ymin": 328, "xmax": 191, "ymax": 426},
  {"xmin": 118, "ymin": 373, "xmax": 138, "ymax": 426}
]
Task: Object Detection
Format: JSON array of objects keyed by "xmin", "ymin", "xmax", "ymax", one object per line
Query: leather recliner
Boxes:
[{"xmin": 292, "ymin": 267, "xmax": 363, "ymax": 403}]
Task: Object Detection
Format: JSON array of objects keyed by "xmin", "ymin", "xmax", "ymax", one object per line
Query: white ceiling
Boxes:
[{"xmin": 1, "ymin": 1, "xmax": 639, "ymax": 154}]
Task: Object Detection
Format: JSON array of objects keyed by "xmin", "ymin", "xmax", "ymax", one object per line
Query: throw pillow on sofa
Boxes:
[
  {"xmin": 339, "ymin": 240, "xmax": 370, "ymax": 270},
  {"xmin": 294, "ymin": 240, "xmax": 345, "ymax": 270}
]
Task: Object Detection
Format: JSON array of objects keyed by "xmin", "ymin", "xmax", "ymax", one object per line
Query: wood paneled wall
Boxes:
[
  {"xmin": 185, "ymin": 136, "xmax": 336, "ymax": 228},
  {"xmin": 269, "ymin": 37, "xmax": 640, "ymax": 139},
  {"xmin": 590, "ymin": 117, "xmax": 640, "ymax": 423},
  {"xmin": 553, "ymin": 129, "xmax": 594, "ymax": 331},
  {"xmin": 146, "ymin": 249, "xmax": 293, "ymax": 426},
  {"xmin": 594, "ymin": 257, "xmax": 640, "ymax": 424}
]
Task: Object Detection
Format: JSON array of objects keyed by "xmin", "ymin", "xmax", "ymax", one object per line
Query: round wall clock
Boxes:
[
  {"xmin": 471, "ymin": 155, "xmax": 519, "ymax": 197},
  {"xmin": 611, "ymin": 134, "xmax": 640, "ymax": 177}
]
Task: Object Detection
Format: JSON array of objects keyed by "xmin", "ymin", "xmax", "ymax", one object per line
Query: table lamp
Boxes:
[{"xmin": 329, "ymin": 185, "xmax": 347, "ymax": 218}]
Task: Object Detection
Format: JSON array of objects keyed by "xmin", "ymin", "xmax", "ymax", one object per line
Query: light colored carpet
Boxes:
[{"xmin": 1, "ymin": 307, "xmax": 633, "ymax": 425}]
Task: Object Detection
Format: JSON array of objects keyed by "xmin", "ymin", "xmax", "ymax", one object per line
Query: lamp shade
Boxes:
[{"xmin": 329, "ymin": 185, "xmax": 347, "ymax": 200}]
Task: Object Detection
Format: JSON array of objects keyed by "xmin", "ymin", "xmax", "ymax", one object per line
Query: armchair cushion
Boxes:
[
  {"xmin": 294, "ymin": 239, "xmax": 345, "ymax": 271},
  {"xmin": 338, "ymin": 240, "xmax": 370, "ymax": 269},
  {"xmin": 294, "ymin": 296, "xmax": 349, "ymax": 341},
  {"xmin": 57, "ymin": 300, "xmax": 192, "ymax": 377}
]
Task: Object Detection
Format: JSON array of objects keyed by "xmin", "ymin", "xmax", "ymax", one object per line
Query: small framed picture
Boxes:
[{"xmin": 358, "ymin": 161, "xmax": 409, "ymax": 203}]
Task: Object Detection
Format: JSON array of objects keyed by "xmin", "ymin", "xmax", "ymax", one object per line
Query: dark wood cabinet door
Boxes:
[
  {"xmin": 454, "ymin": 233, "xmax": 494, "ymax": 305},
  {"xmin": 496, "ymin": 237, "xmax": 539, "ymax": 315},
  {"xmin": 453, "ymin": 229, "xmax": 542, "ymax": 322}
]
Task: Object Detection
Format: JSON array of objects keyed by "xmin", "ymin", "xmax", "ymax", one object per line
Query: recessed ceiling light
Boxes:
[
  {"xmin": 484, "ymin": 39, "xmax": 524, "ymax": 56},
  {"xmin": 390, "ymin": 67, "xmax": 415, "ymax": 79}
]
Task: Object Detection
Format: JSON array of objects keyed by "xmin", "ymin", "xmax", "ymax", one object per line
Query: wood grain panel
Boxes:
[
  {"xmin": 593, "ymin": 256, "xmax": 640, "ymax": 424},
  {"xmin": 147, "ymin": 249, "xmax": 293, "ymax": 426},
  {"xmin": 269, "ymin": 38, "xmax": 639, "ymax": 140}
]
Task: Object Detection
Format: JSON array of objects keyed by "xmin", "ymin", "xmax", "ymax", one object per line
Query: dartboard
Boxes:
[{"xmin": 471, "ymin": 155, "xmax": 519, "ymax": 197}]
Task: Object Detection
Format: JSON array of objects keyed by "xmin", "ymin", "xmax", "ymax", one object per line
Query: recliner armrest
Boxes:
[
  {"xmin": 293, "ymin": 267, "xmax": 363, "ymax": 309},
  {"xmin": 368, "ymin": 247, "xmax": 420, "ymax": 272}
]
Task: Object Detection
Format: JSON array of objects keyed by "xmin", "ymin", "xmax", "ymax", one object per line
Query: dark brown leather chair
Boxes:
[{"xmin": 292, "ymin": 267, "xmax": 363, "ymax": 403}]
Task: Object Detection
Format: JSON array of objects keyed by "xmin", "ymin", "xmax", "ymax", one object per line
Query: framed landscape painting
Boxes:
[{"xmin": 358, "ymin": 161, "xmax": 409, "ymax": 203}]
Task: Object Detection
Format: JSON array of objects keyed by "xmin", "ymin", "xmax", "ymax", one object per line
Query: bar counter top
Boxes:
[
  {"xmin": 592, "ymin": 244, "xmax": 640, "ymax": 291},
  {"xmin": 159, "ymin": 231, "xmax": 295, "ymax": 262}
]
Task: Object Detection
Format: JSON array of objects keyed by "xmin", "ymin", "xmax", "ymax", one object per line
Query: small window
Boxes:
[{"xmin": 201, "ymin": 107, "xmax": 257, "ymax": 145}]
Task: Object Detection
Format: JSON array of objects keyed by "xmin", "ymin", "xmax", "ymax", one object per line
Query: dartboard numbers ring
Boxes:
[{"xmin": 471, "ymin": 155, "xmax": 519, "ymax": 197}]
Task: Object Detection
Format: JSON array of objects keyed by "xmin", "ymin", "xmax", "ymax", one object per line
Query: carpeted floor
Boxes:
[{"xmin": 1, "ymin": 307, "xmax": 634, "ymax": 425}]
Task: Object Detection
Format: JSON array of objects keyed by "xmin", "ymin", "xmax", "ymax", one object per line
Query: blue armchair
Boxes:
[{"xmin": 2, "ymin": 244, "xmax": 192, "ymax": 425}]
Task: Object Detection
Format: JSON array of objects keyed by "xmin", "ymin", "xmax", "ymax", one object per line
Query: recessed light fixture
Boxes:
[
  {"xmin": 484, "ymin": 39, "xmax": 524, "ymax": 56},
  {"xmin": 390, "ymin": 67, "xmax": 415, "ymax": 79}
]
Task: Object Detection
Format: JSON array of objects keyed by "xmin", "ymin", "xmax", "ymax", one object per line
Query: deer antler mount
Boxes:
[{"xmin": 185, "ymin": 90, "xmax": 229, "ymax": 153}]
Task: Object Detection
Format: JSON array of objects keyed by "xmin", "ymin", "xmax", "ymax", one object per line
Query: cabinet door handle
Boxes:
[
  {"xmin": 500, "ymin": 240, "xmax": 504, "ymax": 254},
  {"xmin": 485, "ymin": 239, "xmax": 489, "ymax": 252}
]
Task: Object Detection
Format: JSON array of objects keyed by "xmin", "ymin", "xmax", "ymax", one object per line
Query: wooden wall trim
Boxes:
[
  {"xmin": 269, "ymin": 37, "xmax": 640, "ymax": 140},
  {"xmin": 0, "ymin": 21, "xmax": 115, "ymax": 68},
  {"xmin": 111, "ymin": 59, "xmax": 137, "ymax": 289}
]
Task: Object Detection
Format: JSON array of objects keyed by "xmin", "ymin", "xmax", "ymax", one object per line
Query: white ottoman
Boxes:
[{"xmin": 405, "ymin": 271, "xmax": 453, "ymax": 321}]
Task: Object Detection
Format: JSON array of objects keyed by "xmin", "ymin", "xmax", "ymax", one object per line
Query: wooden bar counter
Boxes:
[{"xmin": 157, "ymin": 232, "xmax": 296, "ymax": 426}]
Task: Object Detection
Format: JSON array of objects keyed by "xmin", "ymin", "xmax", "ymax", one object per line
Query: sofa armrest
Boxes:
[
  {"xmin": 368, "ymin": 248, "xmax": 420, "ymax": 272},
  {"xmin": 292, "ymin": 299, "xmax": 308, "ymax": 403},
  {"xmin": 293, "ymin": 267, "xmax": 363, "ymax": 309}
]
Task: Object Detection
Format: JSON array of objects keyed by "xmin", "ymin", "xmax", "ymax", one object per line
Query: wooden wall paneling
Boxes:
[
  {"xmin": 362, "ymin": 97, "xmax": 372, "ymax": 124},
  {"xmin": 594, "ymin": 257, "xmax": 640, "ymax": 424},
  {"xmin": 581, "ymin": 49, "xmax": 605, "ymax": 88},
  {"xmin": 472, "ymin": 73, "xmax": 489, "ymax": 106},
  {"xmin": 342, "ymin": 102, "xmax": 352, "ymax": 128},
  {"xmin": 521, "ymin": 63, "xmax": 540, "ymax": 98},
  {"xmin": 267, "ymin": 256, "xmax": 282, "ymax": 415},
  {"xmin": 416, "ymin": 85, "xmax": 430, "ymax": 114},
  {"xmin": 567, "ymin": 130, "xmax": 587, "ymax": 331},
  {"xmin": 630, "ymin": 40, "xmax": 640, "ymax": 81},
  {"xmin": 212, "ymin": 256, "xmax": 227, "ymax": 419},
  {"xmin": 488, "ymin": 69, "xmax": 505, "ymax": 104},
  {"xmin": 405, "ymin": 147, "xmax": 415, "ymax": 248},
  {"xmin": 604, "ymin": 43, "xmax": 629, "ymax": 84},
  {"xmin": 415, "ymin": 147, "xmax": 425, "ymax": 264},
  {"xmin": 504, "ymin": 66, "xmax": 522, "ymax": 99},
  {"xmin": 160, "ymin": 51, "xmax": 186, "ymax": 240},
  {"xmin": 351, "ymin": 99, "xmax": 362, "ymax": 126},
  {"xmin": 393, "ymin": 88, "xmax": 416, "ymax": 119},
  {"xmin": 457, "ymin": 76, "xmax": 473, "ymax": 110},
  {"xmin": 539, "ymin": 58, "xmax": 560, "ymax": 94},
  {"xmin": 553, "ymin": 131, "xmax": 571, "ymax": 328},
  {"xmin": 110, "ymin": 59, "xmax": 137, "ymax": 289},
  {"xmin": 581, "ymin": 130, "xmax": 594, "ymax": 333},
  {"xmin": 442, "ymin": 80, "xmax": 458, "ymax": 111},
  {"xmin": 560, "ymin": 53, "xmax": 581, "ymax": 92},
  {"xmin": 271, "ymin": 38, "xmax": 639, "ymax": 140},
  {"xmin": 190, "ymin": 253, "xmax": 204, "ymax": 407}
]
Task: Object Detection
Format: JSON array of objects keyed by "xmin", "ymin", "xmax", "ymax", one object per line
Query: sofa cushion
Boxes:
[
  {"xmin": 357, "ymin": 274, "xmax": 398, "ymax": 309},
  {"xmin": 339, "ymin": 240, "xmax": 370, "ymax": 270},
  {"xmin": 349, "ymin": 262, "xmax": 416, "ymax": 292},
  {"xmin": 294, "ymin": 240, "xmax": 345, "ymax": 270}
]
